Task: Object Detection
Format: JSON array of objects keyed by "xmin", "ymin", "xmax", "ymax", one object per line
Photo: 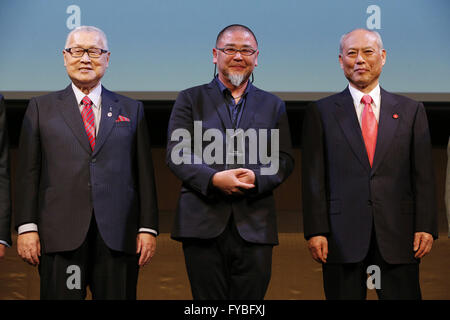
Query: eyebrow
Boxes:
[
  {"xmin": 67, "ymin": 45, "xmax": 105, "ymax": 50},
  {"xmin": 346, "ymin": 46, "xmax": 376, "ymax": 51},
  {"xmin": 222, "ymin": 43, "xmax": 254, "ymax": 48}
]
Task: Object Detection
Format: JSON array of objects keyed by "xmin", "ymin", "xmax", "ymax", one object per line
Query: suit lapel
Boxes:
[
  {"xmin": 205, "ymin": 80, "xmax": 233, "ymax": 129},
  {"xmin": 93, "ymin": 87, "xmax": 120, "ymax": 156},
  {"xmin": 58, "ymin": 85, "xmax": 92, "ymax": 154},
  {"xmin": 333, "ymin": 88, "xmax": 371, "ymax": 173},
  {"xmin": 371, "ymin": 88, "xmax": 400, "ymax": 175}
]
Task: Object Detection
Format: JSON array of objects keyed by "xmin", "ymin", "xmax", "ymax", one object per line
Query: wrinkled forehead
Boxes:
[
  {"xmin": 217, "ymin": 30, "xmax": 258, "ymax": 48},
  {"xmin": 67, "ymin": 31, "xmax": 106, "ymax": 48},
  {"xmin": 342, "ymin": 30, "xmax": 380, "ymax": 50}
]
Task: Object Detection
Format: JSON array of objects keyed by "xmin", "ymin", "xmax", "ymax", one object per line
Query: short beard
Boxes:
[{"xmin": 227, "ymin": 72, "xmax": 248, "ymax": 87}]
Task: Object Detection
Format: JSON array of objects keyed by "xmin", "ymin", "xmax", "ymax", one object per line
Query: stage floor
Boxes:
[{"xmin": 0, "ymin": 233, "xmax": 449, "ymax": 300}]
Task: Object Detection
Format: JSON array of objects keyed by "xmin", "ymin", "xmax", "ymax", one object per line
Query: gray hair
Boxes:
[
  {"xmin": 339, "ymin": 28, "xmax": 383, "ymax": 54},
  {"xmin": 65, "ymin": 26, "xmax": 109, "ymax": 50}
]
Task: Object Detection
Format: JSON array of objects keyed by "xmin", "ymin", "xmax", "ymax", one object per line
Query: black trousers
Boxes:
[
  {"xmin": 322, "ymin": 226, "xmax": 421, "ymax": 300},
  {"xmin": 182, "ymin": 215, "xmax": 273, "ymax": 300},
  {"xmin": 39, "ymin": 216, "xmax": 139, "ymax": 300}
]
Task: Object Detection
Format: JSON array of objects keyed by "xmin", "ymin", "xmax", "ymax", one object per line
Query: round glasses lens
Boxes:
[
  {"xmin": 71, "ymin": 48, "xmax": 85, "ymax": 57},
  {"xmin": 241, "ymin": 49, "xmax": 255, "ymax": 56},
  {"xmin": 88, "ymin": 49, "xmax": 102, "ymax": 57},
  {"xmin": 224, "ymin": 48, "xmax": 237, "ymax": 55}
]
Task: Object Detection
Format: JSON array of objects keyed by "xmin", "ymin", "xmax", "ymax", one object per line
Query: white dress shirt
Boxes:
[
  {"xmin": 348, "ymin": 83, "xmax": 381, "ymax": 126},
  {"xmin": 18, "ymin": 83, "xmax": 157, "ymax": 236}
]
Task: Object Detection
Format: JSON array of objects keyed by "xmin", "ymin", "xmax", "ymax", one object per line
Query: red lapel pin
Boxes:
[{"xmin": 393, "ymin": 113, "xmax": 399, "ymax": 119}]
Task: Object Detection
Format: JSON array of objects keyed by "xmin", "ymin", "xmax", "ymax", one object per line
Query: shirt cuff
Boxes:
[
  {"xmin": 0, "ymin": 240, "xmax": 10, "ymax": 248},
  {"xmin": 18, "ymin": 223, "xmax": 38, "ymax": 234},
  {"xmin": 18, "ymin": 224, "xmax": 156, "ymax": 236},
  {"xmin": 138, "ymin": 228, "xmax": 158, "ymax": 236}
]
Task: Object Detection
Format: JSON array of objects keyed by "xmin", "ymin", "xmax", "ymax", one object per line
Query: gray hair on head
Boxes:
[
  {"xmin": 65, "ymin": 26, "xmax": 109, "ymax": 50},
  {"xmin": 339, "ymin": 28, "xmax": 383, "ymax": 54}
]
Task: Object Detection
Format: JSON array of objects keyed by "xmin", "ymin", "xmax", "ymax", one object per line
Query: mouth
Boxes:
[
  {"xmin": 354, "ymin": 68, "xmax": 369, "ymax": 73},
  {"xmin": 229, "ymin": 65, "xmax": 246, "ymax": 70}
]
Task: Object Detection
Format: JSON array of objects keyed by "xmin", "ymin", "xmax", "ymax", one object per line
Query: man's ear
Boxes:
[
  {"xmin": 63, "ymin": 50, "xmax": 68, "ymax": 67},
  {"xmin": 212, "ymin": 47, "xmax": 218, "ymax": 64},
  {"xmin": 105, "ymin": 51, "xmax": 111, "ymax": 68}
]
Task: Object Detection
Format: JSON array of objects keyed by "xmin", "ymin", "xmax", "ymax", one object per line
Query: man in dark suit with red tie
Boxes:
[
  {"xmin": 302, "ymin": 29, "xmax": 437, "ymax": 299},
  {"xmin": 14, "ymin": 26, "xmax": 158, "ymax": 299}
]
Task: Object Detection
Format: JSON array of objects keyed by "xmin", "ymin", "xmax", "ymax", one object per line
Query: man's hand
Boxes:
[
  {"xmin": 307, "ymin": 235, "xmax": 328, "ymax": 263},
  {"xmin": 137, "ymin": 233, "xmax": 156, "ymax": 266},
  {"xmin": 413, "ymin": 232, "xmax": 433, "ymax": 259},
  {"xmin": 17, "ymin": 232, "xmax": 41, "ymax": 266},
  {"xmin": 0, "ymin": 244, "xmax": 6, "ymax": 261},
  {"xmin": 236, "ymin": 168, "xmax": 256, "ymax": 185},
  {"xmin": 212, "ymin": 168, "xmax": 255, "ymax": 195}
]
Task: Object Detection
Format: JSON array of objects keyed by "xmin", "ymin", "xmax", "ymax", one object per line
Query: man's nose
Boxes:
[
  {"xmin": 233, "ymin": 51, "xmax": 243, "ymax": 60},
  {"xmin": 80, "ymin": 51, "xmax": 91, "ymax": 62},
  {"xmin": 355, "ymin": 52, "xmax": 365, "ymax": 63}
]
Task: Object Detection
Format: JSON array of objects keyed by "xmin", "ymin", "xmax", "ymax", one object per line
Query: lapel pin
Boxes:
[
  {"xmin": 107, "ymin": 112, "xmax": 112, "ymax": 117},
  {"xmin": 393, "ymin": 113, "xmax": 399, "ymax": 119}
]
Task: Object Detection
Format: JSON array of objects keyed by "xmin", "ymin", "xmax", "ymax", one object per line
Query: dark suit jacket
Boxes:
[
  {"xmin": 0, "ymin": 95, "xmax": 11, "ymax": 246},
  {"xmin": 14, "ymin": 85, "xmax": 158, "ymax": 254},
  {"xmin": 167, "ymin": 79, "xmax": 294, "ymax": 245},
  {"xmin": 302, "ymin": 87, "xmax": 437, "ymax": 264}
]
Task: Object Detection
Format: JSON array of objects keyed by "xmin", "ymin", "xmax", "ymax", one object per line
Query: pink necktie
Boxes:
[
  {"xmin": 361, "ymin": 95, "xmax": 377, "ymax": 167},
  {"xmin": 81, "ymin": 96, "xmax": 96, "ymax": 150}
]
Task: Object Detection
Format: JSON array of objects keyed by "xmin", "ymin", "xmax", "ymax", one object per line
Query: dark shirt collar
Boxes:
[{"xmin": 214, "ymin": 75, "xmax": 251, "ymax": 100}]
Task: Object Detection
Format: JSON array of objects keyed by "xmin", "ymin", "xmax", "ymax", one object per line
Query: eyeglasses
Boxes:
[
  {"xmin": 65, "ymin": 47, "xmax": 109, "ymax": 58},
  {"xmin": 216, "ymin": 47, "xmax": 257, "ymax": 56}
]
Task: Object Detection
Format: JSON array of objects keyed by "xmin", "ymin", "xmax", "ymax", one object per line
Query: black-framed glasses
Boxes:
[
  {"xmin": 65, "ymin": 47, "xmax": 109, "ymax": 58},
  {"xmin": 216, "ymin": 47, "xmax": 257, "ymax": 56}
]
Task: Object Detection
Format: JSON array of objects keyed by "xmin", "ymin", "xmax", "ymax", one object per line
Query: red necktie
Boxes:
[
  {"xmin": 361, "ymin": 95, "xmax": 377, "ymax": 167},
  {"xmin": 81, "ymin": 96, "xmax": 96, "ymax": 150}
]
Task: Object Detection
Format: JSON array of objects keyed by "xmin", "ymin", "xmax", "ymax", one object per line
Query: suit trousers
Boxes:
[
  {"xmin": 182, "ymin": 214, "xmax": 273, "ymax": 300},
  {"xmin": 39, "ymin": 215, "xmax": 139, "ymax": 300},
  {"xmin": 322, "ymin": 225, "xmax": 421, "ymax": 300}
]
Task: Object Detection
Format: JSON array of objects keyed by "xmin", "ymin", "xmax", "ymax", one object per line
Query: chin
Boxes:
[
  {"xmin": 76, "ymin": 75, "xmax": 96, "ymax": 82},
  {"xmin": 352, "ymin": 78, "xmax": 370, "ymax": 86}
]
